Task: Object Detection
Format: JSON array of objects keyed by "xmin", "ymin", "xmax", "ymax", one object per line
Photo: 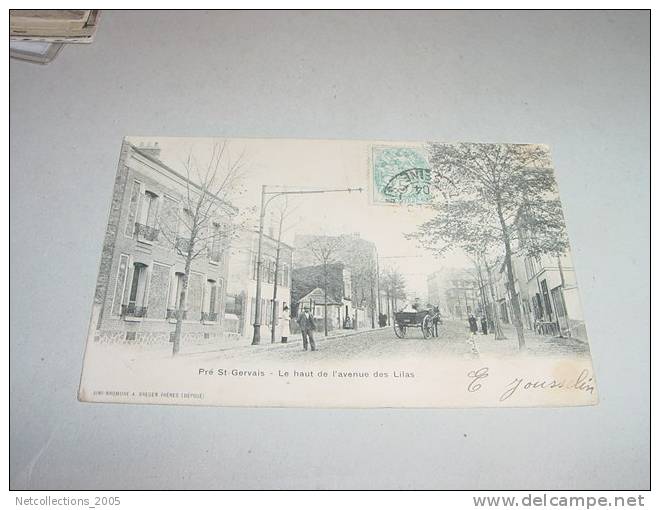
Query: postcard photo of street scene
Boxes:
[{"xmin": 78, "ymin": 137, "xmax": 597, "ymax": 408}]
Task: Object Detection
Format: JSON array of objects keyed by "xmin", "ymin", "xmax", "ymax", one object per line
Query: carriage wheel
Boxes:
[
  {"xmin": 393, "ymin": 322, "xmax": 407, "ymax": 338},
  {"xmin": 422, "ymin": 315, "xmax": 433, "ymax": 339}
]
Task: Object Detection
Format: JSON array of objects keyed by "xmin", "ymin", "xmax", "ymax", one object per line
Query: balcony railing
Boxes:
[
  {"xmin": 208, "ymin": 248, "xmax": 222, "ymax": 264},
  {"xmin": 134, "ymin": 223, "xmax": 159, "ymax": 242},
  {"xmin": 535, "ymin": 320, "xmax": 560, "ymax": 337},
  {"xmin": 166, "ymin": 308, "xmax": 187, "ymax": 320},
  {"xmin": 201, "ymin": 311, "xmax": 218, "ymax": 322},
  {"xmin": 121, "ymin": 304, "xmax": 148, "ymax": 318}
]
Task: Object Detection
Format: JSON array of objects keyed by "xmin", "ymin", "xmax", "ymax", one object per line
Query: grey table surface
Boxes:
[{"xmin": 10, "ymin": 10, "xmax": 649, "ymax": 490}]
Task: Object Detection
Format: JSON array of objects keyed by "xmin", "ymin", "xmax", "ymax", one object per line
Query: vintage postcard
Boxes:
[{"xmin": 78, "ymin": 137, "xmax": 598, "ymax": 408}]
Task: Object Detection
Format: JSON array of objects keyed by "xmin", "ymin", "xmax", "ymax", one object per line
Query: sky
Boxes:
[{"xmin": 128, "ymin": 136, "xmax": 473, "ymax": 300}]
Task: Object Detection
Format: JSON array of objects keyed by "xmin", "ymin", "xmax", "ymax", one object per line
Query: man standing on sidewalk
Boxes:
[
  {"xmin": 298, "ymin": 306, "xmax": 317, "ymax": 351},
  {"xmin": 468, "ymin": 314, "xmax": 479, "ymax": 336}
]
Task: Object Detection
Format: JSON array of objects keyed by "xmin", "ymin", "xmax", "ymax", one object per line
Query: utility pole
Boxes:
[
  {"xmin": 375, "ymin": 246, "xmax": 381, "ymax": 326},
  {"xmin": 270, "ymin": 210, "xmax": 285, "ymax": 343},
  {"xmin": 251, "ymin": 186, "xmax": 362, "ymax": 345}
]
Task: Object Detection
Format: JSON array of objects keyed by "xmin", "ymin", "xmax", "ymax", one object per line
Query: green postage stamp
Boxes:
[{"xmin": 371, "ymin": 145, "xmax": 432, "ymax": 205}]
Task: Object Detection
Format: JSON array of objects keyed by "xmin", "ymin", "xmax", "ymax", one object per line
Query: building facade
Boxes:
[
  {"xmin": 479, "ymin": 246, "xmax": 586, "ymax": 341},
  {"xmin": 427, "ymin": 268, "xmax": 480, "ymax": 319},
  {"xmin": 90, "ymin": 141, "xmax": 234, "ymax": 349},
  {"xmin": 518, "ymin": 253, "xmax": 585, "ymax": 339},
  {"xmin": 225, "ymin": 230, "xmax": 294, "ymax": 342}
]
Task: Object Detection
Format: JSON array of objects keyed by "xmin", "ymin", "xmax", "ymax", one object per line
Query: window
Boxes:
[
  {"xmin": 281, "ymin": 263, "xmax": 289, "ymax": 288},
  {"xmin": 541, "ymin": 279, "xmax": 553, "ymax": 321},
  {"xmin": 208, "ymin": 280, "xmax": 217, "ymax": 313},
  {"xmin": 133, "ymin": 191, "xmax": 160, "ymax": 242},
  {"xmin": 263, "ymin": 258, "xmax": 270, "ymax": 283},
  {"xmin": 264, "ymin": 258, "xmax": 274, "ymax": 284},
  {"xmin": 265, "ymin": 299, "xmax": 272, "ymax": 326},
  {"xmin": 251, "ymin": 253, "xmax": 259, "ymax": 280},
  {"xmin": 125, "ymin": 180, "xmax": 141, "ymax": 237},
  {"xmin": 533, "ymin": 293, "xmax": 543, "ymax": 320},
  {"xmin": 111, "ymin": 254, "xmax": 130, "ymax": 316},
  {"xmin": 202, "ymin": 279, "xmax": 219, "ymax": 322},
  {"xmin": 142, "ymin": 191, "xmax": 158, "ymax": 228},
  {"xmin": 123, "ymin": 263, "xmax": 148, "ymax": 317},
  {"xmin": 176, "ymin": 209, "xmax": 194, "ymax": 254},
  {"xmin": 173, "ymin": 272, "xmax": 185, "ymax": 309},
  {"xmin": 209, "ymin": 223, "xmax": 223, "ymax": 263},
  {"xmin": 225, "ymin": 293, "xmax": 243, "ymax": 317},
  {"xmin": 128, "ymin": 264, "xmax": 147, "ymax": 305}
]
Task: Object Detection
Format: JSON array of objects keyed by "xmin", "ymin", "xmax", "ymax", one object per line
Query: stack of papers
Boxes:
[{"xmin": 10, "ymin": 10, "xmax": 100, "ymax": 64}]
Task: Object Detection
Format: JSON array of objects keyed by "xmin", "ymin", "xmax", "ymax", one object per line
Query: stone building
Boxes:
[
  {"xmin": 89, "ymin": 140, "xmax": 235, "ymax": 349},
  {"xmin": 225, "ymin": 230, "xmax": 294, "ymax": 342}
]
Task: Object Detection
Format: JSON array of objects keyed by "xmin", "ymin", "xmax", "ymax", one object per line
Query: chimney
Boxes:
[{"xmin": 139, "ymin": 141, "xmax": 161, "ymax": 159}]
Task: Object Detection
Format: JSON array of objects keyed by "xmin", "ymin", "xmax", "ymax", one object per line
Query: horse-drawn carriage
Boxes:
[{"xmin": 393, "ymin": 308, "xmax": 441, "ymax": 339}]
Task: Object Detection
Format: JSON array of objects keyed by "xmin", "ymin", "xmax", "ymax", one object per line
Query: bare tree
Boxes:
[
  {"xmin": 268, "ymin": 197, "xmax": 292, "ymax": 343},
  {"xmin": 344, "ymin": 241, "xmax": 379, "ymax": 329},
  {"xmin": 467, "ymin": 251, "xmax": 505, "ymax": 339},
  {"xmin": 158, "ymin": 141, "xmax": 247, "ymax": 355},
  {"xmin": 381, "ymin": 267, "xmax": 406, "ymax": 320},
  {"xmin": 305, "ymin": 236, "xmax": 345, "ymax": 336}
]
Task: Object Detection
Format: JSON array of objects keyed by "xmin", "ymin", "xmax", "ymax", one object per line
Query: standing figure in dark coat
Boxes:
[
  {"xmin": 297, "ymin": 306, "xmax": 317, "ymax": 351},
  {"xmin": 480, "ymin": 316, "xmax": 488, "ymax": 335},
  {"xmin": 468, "ymin": 314, "xmax": 478, "ymax": 336}
]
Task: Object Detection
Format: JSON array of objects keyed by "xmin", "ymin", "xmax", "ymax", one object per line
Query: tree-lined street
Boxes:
[{"xmin": 195, "ymin": 319, "xmax": 590, "ymax": 363}]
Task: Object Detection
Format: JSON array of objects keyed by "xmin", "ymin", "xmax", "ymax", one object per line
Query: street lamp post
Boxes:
[
  {"xmin": 251, "ymin": 185, "xmax": 363, "ymax": 345},
  {"xmin": 375, "ymin": 246, "xmax": 381, "ymax": 325}
]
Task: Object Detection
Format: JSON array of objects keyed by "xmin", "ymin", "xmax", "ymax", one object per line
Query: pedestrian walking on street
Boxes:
[
  {"xmin": 297, "ymin": 306, "xmax": 317, "ymax": 351},
  {"xmin": 279, "ymin": 304, "xmax": 290, "ymax": 343},
  {"xmin": 468, "ymin": 314, "xmax": 478, "ymax": 336},
  {"xmin": 480, "ymin": 316, "xmax": 488, "ymax": 335}
]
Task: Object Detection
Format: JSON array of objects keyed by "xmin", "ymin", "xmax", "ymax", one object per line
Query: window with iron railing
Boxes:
[
  {"xmin": 201, "ymin": 311, "xmax": 218, "ymax": 322},
  {"xmin": 123, "ymin": 263, "xmax": 149, "ymax": 318},
  {"xmin": 134, "ymin": 222, "xmax": 159, "ymax": 242},
  {"xmin": 121, "ymin": 303, "xmax": 148, "ymax": 318}
]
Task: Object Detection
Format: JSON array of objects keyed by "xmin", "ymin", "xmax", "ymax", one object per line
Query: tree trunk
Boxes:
[
  {"xmin": 323, "ymin": 262, "xmax": 328, "ymax": 336},
  {"xmin": 270, "ymin": 215, "xmax": 284, "ymax": 343},
  {"xmin": 370, "ymin": 281, "xmax": 375, "ymax": 329},
  {"xmin": 484, "ymin": 258, "xmax": 506, "ymax": 340},
  {"xmin": 475, "ymin": 264, "xmax": 488, "ymax": 320},
  {"xmin": 386, "ymin": 290, "xmax": 391, "ymax": 325},
  {"xmin": 172, "ymin": 254, "xmax": 192, "ymax": 356},
  {"xmin": 496, "ymin": 201, "xmax": 525, "ymax": 349},
  {"xmin": 503, "ymin": 251, "xmax": 525, "ymax": 349}
]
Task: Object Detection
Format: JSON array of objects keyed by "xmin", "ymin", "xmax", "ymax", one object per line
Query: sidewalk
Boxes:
[
  {"xmin": 471, "ymin": 323, "xmax": 591, "ymax": 358},
  {"xmin": 179, "ymin": 325, "xmax": 389, "ymax": 358}
]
